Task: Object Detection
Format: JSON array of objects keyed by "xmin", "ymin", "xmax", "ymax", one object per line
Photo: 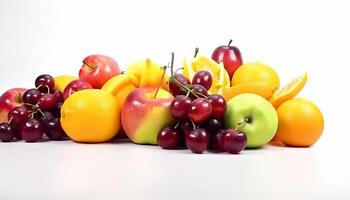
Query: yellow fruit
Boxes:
[
  {"xmin": 60, "ymin": 89, "xmax": 120, "ymax": 143},
  {"xmin": 275, "ymin": 98, "xmax": 324, "ymax": 147},
  {"xmin": 54, "ymin": 75, "xmax": 77, "ymax": 92},
  {"xmin": 231, "ymin": 61, "xmax": 280, "ymax": 89},
  {"xmin": 101, "ymin": 74, "xmax": 137, "ymax": 108},
  {"xmin": 125, "ymin": 59, "xmax": 169, "ymax": 91},
  {"xmin": 183, "ymin": 55, "xmax": 230, "ymax": 94},
  {"xmin": 269, "ymin": 72, "xmax": 307, "ymax": 109},
  {"xmin": 222, "ymin": 82, "xmax": 277, "ymax": 102}
]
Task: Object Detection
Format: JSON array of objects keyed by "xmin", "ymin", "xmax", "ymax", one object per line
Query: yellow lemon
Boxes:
[
  {"xmin": 60, "ymin": 89, "xmax": 120, "ymax": 143},
  {"xmin": 231, "ymin": 61, "xmax": 280, "ymax": 89},
  {"xmin": 54, "ymin": 75, "xmax": 77, "ymax": 92}
]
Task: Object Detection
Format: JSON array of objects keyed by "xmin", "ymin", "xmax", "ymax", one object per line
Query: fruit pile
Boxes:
[
  {"xmin": 0, "ymin": 75, "xmax": 66, "ymax": 142},
  {"xmin": 0, "ymin": 41, "xmax": 324, "ymax": 155}
]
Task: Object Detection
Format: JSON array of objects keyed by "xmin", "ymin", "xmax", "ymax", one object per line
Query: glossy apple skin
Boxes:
[
  {"xmin": 212, "ymin": 44, "xmax": 242, "ymax": 78},
  {"xmin": 79, "ymin": 54, "xmax": 121, "ymax": 89},
  {"xmin": 223, "ymin": 94, "xmax": 278, "ymax": 148},
  {"xmin": 63, "ymin": 80, "xmax": 93, "ymax": 100},
  {"xmin": 0, "ymin": 88, "xmax": 26, "ymax": 123},
  {"xmin": 121, "ymin": 87, "xmax": 175, "ymax": 144}
]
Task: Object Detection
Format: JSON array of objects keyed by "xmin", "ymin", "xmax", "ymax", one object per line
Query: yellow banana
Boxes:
[
  {"xmin": 101, "ymin": 74, "xmax": 137, "ymax": 108},
  {"xmin": 125, "ymin": 59, "xmax": 169, "ymax": 91}
]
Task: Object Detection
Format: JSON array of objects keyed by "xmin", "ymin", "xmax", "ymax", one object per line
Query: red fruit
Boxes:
[
  {"xmin": 170, "ymin": 95, "xmax": 192, "ymax": 120},
  {"xmin": 208, "ymin": 94, "xmax": 226, "ymax": 119},
  {"xmin": 188, "ymin": 98, "xmax": 212, "ymax": 123},
  {"xmin": 8, "ymin": 106, "xmax": 29, "ymax": 140},
  {"xmin": 185, "ymin": 128, "xmax": 209, "ymax": 154},
  {"xmin": 21, "ymin": 118, "xmax": 44, "ymax": 142},
  {"xmin": 38, "ymin": 94, "xmax": 57, "ymax": 111},
  {"xmin": 63, "ymin": 80, "xmax": 93, "ymax": 100},
  {"xmin": 157, "ymin": 127, "xmax": 180, "ymax": 149},
  {"xmin": 169, "ymin": 74, "xmax": 190, "ymax": 96},
  {"xmin": 79, "ymin": 54, "xmax": 121, "ymax": 89},
  {"xmin": 211, "ymin": 130, "xmax": 225, "ymax": 151},
  {"xmin": 35, "ymin": 74, "xmax": 55, "ymax": 93},
  {"xmin": 0, "ymin": 122, "xmax": 14, "ymax": 142},
  {"xmin": 222, "ymin": 129, "xmax": 247, "ymax": 154},
  {"xmin": 211, "ymin": 40, "xmax": 243, "ymax": 78},
  {"xmin": 0, "ymin": 88, "xmax": 26, "ymax": 123},
  {"xmin": 189, "ymin": 84, "xmax": 208, "ymax": 100},
  {"xmin": 23, "ymin": 89, "xmax": 41, "ymax": 105},
  {"xmin": 192, "ymin": 70, "xmax": 212, "ymax": 90}
]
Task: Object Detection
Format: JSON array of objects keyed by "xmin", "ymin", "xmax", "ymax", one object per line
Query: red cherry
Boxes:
[{"xmin": 188, "ymin": 98, "xmax": 212, "ymax": 123}]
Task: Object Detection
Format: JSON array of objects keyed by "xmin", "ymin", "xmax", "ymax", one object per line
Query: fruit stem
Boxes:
[
  {"xmin": 170, "ymin": 52, "xmax": 175, "ymax": 77},
  {"xmin": 228, "ymin": 39, "xmax": 232, "ymax": 46},
  {"xmin": 235, "ymin": 117, "xmax": 251, "ymax": 132},
  {"xmin": 172, "ymin": 78, "xmax": 201, "ymax": 99},
  {"xmin": 190, "ymin": 120, "xmax": 196, "ymax": 130},
  {"xmin": 82, "ymin": 61, "xmax": 95, "ymax": 71},
  {"xmin": 194, "ymin": 47, "xmax": 199, "ymax": 58},
  {"xmin": 154, "ymin": 66, "xmax": 167, "ymax": 99},
  {"xmin": 8, "ymin": 117, "xmax": 13, "ymax": 124},
  {"xmin": 174, "ymin": 122, "xmax": 180, "ymax": 129}
]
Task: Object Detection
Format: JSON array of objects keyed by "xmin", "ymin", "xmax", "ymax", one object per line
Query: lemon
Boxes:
[
  {"xmin": 60, "ymin": 89, "xmax": 120, "ymax": 143},
  {"xmin": 231, "ymin": 61, "xmax": 280, "ymax": 89}
]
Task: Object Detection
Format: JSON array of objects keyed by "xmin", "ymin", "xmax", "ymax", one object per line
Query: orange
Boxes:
[
  {"xmin": 222, "ymin": 82, "xmax": 276, "ymax": 102},
  {"xmin": 60, "ymin": 89, "xmax": 120, "ymax": 143},
  {"xmin": 275, "ymin": 98, "xmax": 324, "ymax": 147},
  {"xmin": 269, "ymin": 72, "xmax": 307, "ymax": 109},
  {"xmin": 231, "ymin": 61, "xmax": 280, "ymax": 89},
  {"xmin": 54, "ymin": 75, "xmax": 77, "ymax": 92}
]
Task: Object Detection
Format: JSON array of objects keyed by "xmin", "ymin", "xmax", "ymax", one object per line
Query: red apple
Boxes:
[
  {"xmin": 0, "ymin": 88, "xmax": 26, "ymax": 123},
  {"xmin": 211, "ymin": 39, "xmax": 243, "ymax": 78},
  {"xmin": 79, "ymin": 54, "xmax": 121, "ymax": 89},
  {"xmin": 121, "ymin": 87, "xmax": 175, "ymax": 144},
  {"xmin": 63, "ymin": 80, "xmax": 93, "ymax": 100}
]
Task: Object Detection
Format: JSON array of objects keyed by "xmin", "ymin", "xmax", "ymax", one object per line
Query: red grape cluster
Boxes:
[
  {"xmin": 157, "ymin": 70, "xmax": 247, "ymax": 154},
  {"xmin": 0, "ymin": 74, "xmax": 67, "ymax": 142}
]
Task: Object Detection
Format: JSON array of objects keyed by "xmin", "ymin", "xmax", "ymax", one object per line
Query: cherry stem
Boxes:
[
  {"xmin": 194, "ymin": 47, "xmax": 199, "ymax": 58},
  {"xmin": 154, "ymin": 65, "xmax": 167, "ymax": 99},
  {"xmin": 174, "ymin": 122, "xmax": 180, "ymax": 129},
  {"xmin": 36, "ymin": 85, "xmax": 50, "ymax": 93},
  {"xmin": 8, "ymin": 117, "xmax": 13, "ymax": 124},
  {"xmin": 173, "ymin": 67, "xmax": 184, "ymax": 75},
  {"xmin": 170, "ymin": 52, "xmax": 175, "ymax": 77},
  {"xmin": 172, "ymin": 78, "xmax": 201, "ymax": 99},
  {"xmin": 190, "ymin": 120, "xmax": 196, "ymax": 130},
  {"xmin": 228, "ymin": 39, "xmax": 232, "ymax": 46}
]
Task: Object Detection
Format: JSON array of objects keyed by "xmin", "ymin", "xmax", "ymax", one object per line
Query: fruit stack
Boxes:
[{"xmin": 0, "ymin": 41, "xmax": 324, "ymax": 155}]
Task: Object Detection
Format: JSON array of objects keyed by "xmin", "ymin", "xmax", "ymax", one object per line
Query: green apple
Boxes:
[
  {"xmin": 121, "ymin": 87, "xmax": 175, "ymax": 144},
  {"xmin": 223, "ymin": 93, "xmax": 278, "ymax": 148}
]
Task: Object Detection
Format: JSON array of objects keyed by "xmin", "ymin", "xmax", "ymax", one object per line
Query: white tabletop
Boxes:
[{"xmin": 0, "ymin": 139, "xmax": 349, "ymax": 200}]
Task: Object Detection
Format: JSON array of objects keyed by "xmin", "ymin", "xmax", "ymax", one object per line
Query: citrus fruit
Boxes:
[
  {"xmin": 222, "ymin": 82, "xmax": 276, "ymax": 102},
  {"xmin": 54, "ymin": 75, "xmax": 77, "ymax": 92},
  {"xmin": 269, "ymin": 72, "xmax": 307, "ymax": 108},
  {"xmin": 231, "ymin": 61, "xmax": 280, "ymax": 89},
  {"xmin": 275, "ymin": 98, "xmax": 324, "ymax": 147},
  {"xmin": 183, "ymin": 55, "xmax": 230, "ymax": 94},
  {"xmin": 60, "ymin": 89, "xmax": 120, "ymax": 143}
]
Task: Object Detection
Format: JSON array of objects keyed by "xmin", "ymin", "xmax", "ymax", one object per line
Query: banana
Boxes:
[
  {"xmin": 125, "ymin": 59, "xmax": 169, "ymax": 91},
  {"xmin": 222, "ymin": 82, "xmax": 277, "ymax": 102},
  {"xmin": 101, "ymin": 74, "xmax": 137, "ymax": 108}
]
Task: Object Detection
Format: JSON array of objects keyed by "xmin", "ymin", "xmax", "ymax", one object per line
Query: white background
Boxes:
[{"xmin": 0, "ymin": 0, "xmax": 349, "ymax": 199}]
